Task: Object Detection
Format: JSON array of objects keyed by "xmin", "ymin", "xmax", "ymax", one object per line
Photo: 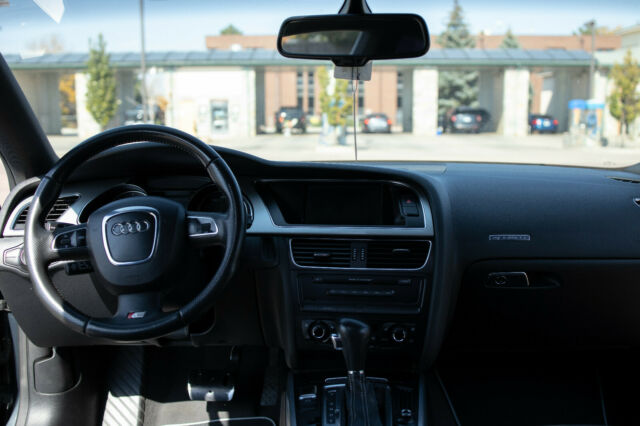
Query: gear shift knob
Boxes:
[{"xmin": 338, "ymin": 318, "xmax": 370, "ymax": 372}]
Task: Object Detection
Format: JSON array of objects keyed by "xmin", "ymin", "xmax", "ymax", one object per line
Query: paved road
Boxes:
[
  {"xmin": 1, "ymin": 132, "xmax": 637, "ymax": 205},
  {"xmin": 48, "ymin": 132, "xmax": 640, "ymax": 168}
]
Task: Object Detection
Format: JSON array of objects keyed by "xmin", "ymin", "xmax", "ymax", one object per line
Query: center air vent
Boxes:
[
  {"xmin": 291, "ymin": 239, "xmax": 351, "ymax": 267},
  {"xmin": 13, "ymin": 195, "xmax": 79, "ymax": 230},
  {"xmin": 291, "ymin": 238, "xmax": 430, "ymax": 269},
  {"xmin": 367, "ymin": 240, "xmax": 430, "ymax": 269}
]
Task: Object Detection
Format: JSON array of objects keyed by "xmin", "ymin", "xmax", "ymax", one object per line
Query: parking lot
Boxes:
[{"xmin": 46, "ymin": 131, "xmax": 640, "ymax": 167}]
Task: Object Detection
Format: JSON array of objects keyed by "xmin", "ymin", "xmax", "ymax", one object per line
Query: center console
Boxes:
[
  {"xmin": 257, "ymin": 179, "xmax": 434, "ymax": 425},
  {"xmin": 288, "ymin": 235, "xmax": 431, "ymax": 425},
  {"xmin": 290, "ymin": 237, "xmax": 431, "ymax": 356}
]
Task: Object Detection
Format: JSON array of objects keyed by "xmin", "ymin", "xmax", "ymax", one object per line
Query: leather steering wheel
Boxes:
[{"xmin": 24, "ymin": 125, "xmax": 245, "ymax": 341}]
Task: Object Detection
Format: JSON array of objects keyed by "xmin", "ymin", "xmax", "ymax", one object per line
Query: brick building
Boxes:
[
  {"xmin": 8, "ymin": 39, "xmax": 600, "ymax": 140},
  {"xmin": 470, "ymin": 34, "xmax": 620, "ymax": 51},
  {"xmin": 205, "ymin": 34, "xmax": 620, "ymax": 132},
  {"xmin": 206, "ymin": 35, "xmax": 406, "ymax": 130}
]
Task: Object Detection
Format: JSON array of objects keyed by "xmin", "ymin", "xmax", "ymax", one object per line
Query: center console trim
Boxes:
[{"xmin": 289, "ymin": 238, "xmax": 432, "ymax": 272}]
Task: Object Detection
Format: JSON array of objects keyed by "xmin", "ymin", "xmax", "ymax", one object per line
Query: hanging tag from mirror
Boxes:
[{"xmin": 334, "ymin": 62, "xmax": 372, "ymax": 81}]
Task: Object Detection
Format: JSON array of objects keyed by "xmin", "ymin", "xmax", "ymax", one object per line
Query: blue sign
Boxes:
[{"xmin": 568, "ymin": 99, "xmax": 586, "ymax": 110}]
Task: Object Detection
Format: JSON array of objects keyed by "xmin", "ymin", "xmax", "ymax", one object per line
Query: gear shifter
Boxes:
[
  {"xmin": 337, "ymin": 318, "xmax": 382, "ymax": 426},
  {"xmin": 338, "ymin": 318, "xmax": 370, "ymax": 373}
]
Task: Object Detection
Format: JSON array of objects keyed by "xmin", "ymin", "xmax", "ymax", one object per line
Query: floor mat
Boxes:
[
  {"xmin": 142, "ymin": 346, "xmax": 277, "ymax": 426},
  {"xmin": 437, "ymin": 354, "xmax": 607, "ymax": 426},
  {"xmin": 102, "ymin": 346, "xmax": 145, "ymax": 426}
]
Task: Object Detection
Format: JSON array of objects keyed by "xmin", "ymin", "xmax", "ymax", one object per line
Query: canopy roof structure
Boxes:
[{"xmin": 4, "ymin": 48, "xmax": 593, "ymax": 70}]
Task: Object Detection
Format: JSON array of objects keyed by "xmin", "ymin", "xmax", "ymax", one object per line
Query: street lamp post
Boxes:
[
  {"xmin": 587, "ymin": 19, "xmax": 596, "ymax": 100},
  {"xmin": 139, "ymin": 0, "xmax": 149, "ymax": 122}
]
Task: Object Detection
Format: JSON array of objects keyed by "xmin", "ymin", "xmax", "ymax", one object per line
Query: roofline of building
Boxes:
[{"xmin": 3, "ymin": 48, "xmax": 594, "ymax": 71}]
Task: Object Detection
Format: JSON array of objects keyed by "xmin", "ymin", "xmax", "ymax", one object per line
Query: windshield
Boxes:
[{"xmin": 1, "ymin": 0, "xmax": 640, "ymax": 167}]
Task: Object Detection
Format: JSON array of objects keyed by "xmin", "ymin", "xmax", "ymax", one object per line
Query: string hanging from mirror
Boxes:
[{"xmin": 352, "ymin": 76, "xmax": 359, "ymax": 161}]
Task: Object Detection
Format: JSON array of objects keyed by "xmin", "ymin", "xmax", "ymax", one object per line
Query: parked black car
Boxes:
[
  {"xmin": 362, "ymin": 113, "xmax": 392, "ymax": 133},
  {"xmin": 445, "ymin": 107, "xmax": 490, "ymax": 133},
  {"xmin": 275, "ymin": 107, "xmax": 306, "ymax": 133}
]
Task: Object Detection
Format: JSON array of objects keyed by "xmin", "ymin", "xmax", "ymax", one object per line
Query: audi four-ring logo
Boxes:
[{"xmin": 111, "ymin": 219, "xmax": 151, "ymax": 236}]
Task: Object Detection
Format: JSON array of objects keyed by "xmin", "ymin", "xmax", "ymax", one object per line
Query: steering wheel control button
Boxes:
[
  {"xmin": 486, "ymin": 272, "xmax": 530, "ymax": 288},
  {"xmin": 53, "ymin": 228, "xmax": 87, "ymax": 250},
  {"xmin": 103, "ymin": 209, "xmax": 158, "ymax": 265},
  {"xmin": 187, "ymin": 216, "xmax": 218, "ymax": 236},
  {"xmin": 64, "ymin": 261, "xmax": 93, "ymax": 275},
  {"xmin": 4, "ymin": 245, "xmax": 26, "ymax": 271}
]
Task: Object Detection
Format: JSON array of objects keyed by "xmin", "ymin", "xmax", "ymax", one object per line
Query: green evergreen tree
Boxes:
[
  {"xmin": 438, "ymin": 0, "xmax": 475, "ymax": 48},
  {"xmin": 437, "ymin": 0, "xmax": 477, "ymax": 115},
  {"xmin": 220, "ymin": 24, "xmax": 242, "ymax": 35},
  {"xmin": 607, "ymin": 50, "xmax": 640, "ymax": 135},
  {"xmin": 500, "ymin": 29, "xmax": 521, "ymax": 49},
  {"xmin": 86, "ymin": 34, "xmax": 117, "ymax": 129}
]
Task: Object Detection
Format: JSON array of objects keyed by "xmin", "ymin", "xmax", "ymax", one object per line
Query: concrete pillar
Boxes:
[
  {"xmin": 115, "ymin": 70, "xmax": 135, "ymax": 126},
  {"xmin": 478, "ymin": 69, "xmax": 503, "ymax": 132},
  {"xmin": 399, "ymin": 69, "xmax": 413, "ymax": 132},
  {"xmin": 75, "ymin": 72, "xmax": 102, "ymax": 139},
  {"xmin": 546, "ymin": 69, "xmax": 571, "ymax": 132},
  {"xmin": 501, "ymin": 68, "xmax": 530, "ymax": 137},
  {"xmin": 412, "ymin": 68, "xmax": 438, "ymax": 136},
  {"xmin": 13, "ymin": 71, "xmax": 62, "ymax": 134},
  {"xmin": 245, "ymin": 69, "xmax": 257, "ymax": 137},
  {"xmin": 255, "ymin": 69, "xmax": 266, "ymax": 133}
]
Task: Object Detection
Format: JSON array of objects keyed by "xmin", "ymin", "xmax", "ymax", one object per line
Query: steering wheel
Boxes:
[{"xmin": 24, "ymin": 125, "xmax": 245, "ymax": 341}]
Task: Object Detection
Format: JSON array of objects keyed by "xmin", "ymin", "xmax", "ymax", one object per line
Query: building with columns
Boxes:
[{"xmin": 5, "ymin": 47, "xmax": 592, "ymax": 140}]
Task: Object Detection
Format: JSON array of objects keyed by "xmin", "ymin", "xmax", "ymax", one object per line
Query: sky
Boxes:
[{"xmin": 0, "ymin": 0, "xmax": 638, "ymax": 54}]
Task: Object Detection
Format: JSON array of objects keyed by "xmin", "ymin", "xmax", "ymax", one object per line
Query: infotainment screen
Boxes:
[{"xmin": 304, "ymin": 183, "xmax": 384, "ymax": 225}]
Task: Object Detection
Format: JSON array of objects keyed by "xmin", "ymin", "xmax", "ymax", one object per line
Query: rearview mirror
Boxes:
[{"xmin": 277, "ymin": 14, "xmax": 430, "ymax": 67}]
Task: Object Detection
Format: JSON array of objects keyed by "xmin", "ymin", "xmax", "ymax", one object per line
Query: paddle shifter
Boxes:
[{"xmin": 336, "ymin": 318, "xmax": 382, "ymax": 426}]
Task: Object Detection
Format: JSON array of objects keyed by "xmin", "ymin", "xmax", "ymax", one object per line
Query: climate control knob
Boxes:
[
  {"xmin": 309, "ymin": 321, "xmax": 330, "ymax": 342},
  {"xmin": 391, "ymin": 326, "xmax": 408, "ymax": 344}
]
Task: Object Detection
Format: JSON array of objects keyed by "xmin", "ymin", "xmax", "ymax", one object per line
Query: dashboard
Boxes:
[{"xmin": 2, "ymin": 142, "xmax": 640, "ymax": 369}]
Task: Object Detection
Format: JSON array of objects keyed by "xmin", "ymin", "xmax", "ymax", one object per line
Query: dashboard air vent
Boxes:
[
  {"xmin": 367, "ymin": 240, "xmax": 430, "ymax": 269},
  {"xmin": 291, "ymin": 239, "xmax": 351, "ymax": 267},
  {"xmin": 13, "ymin": 195, "xmax": 79, "ymax": 230}
]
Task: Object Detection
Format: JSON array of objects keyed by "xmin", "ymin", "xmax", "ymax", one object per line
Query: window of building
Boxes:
[
  {"xmin": 397, "ymin": 71, "xmax": 404, "ymax": 109},
  {"xmin": 307, "ymin": 71, "xmax": 315, "ymax": 111},
  {"xmin": 296, "ymin": 71, "xmax": 304, "ymax": 108}
]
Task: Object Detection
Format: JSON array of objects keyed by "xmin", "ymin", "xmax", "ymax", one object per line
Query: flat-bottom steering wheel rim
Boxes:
[{"xmin": 24, "ymin": 124, "xmax": 245, "ymax": 341}]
